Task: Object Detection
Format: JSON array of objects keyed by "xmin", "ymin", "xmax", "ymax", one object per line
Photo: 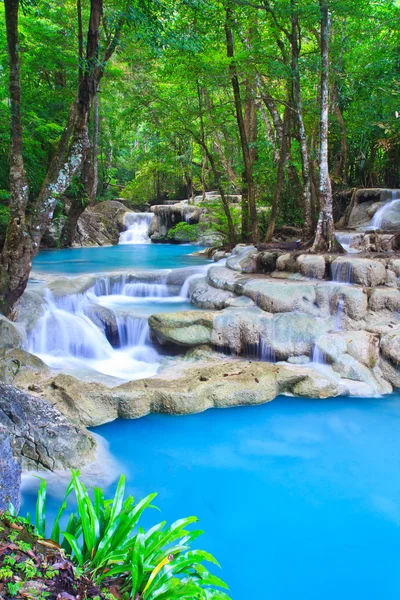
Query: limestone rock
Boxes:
[
  {"xmin": 149, "ymin": 310, "xmax": 214, "ymax": 347},
  {"xmin": 331, "ymin": 257, "xmax": 386, "ymax": 286},
  {"xmin": 48, "ymin": 275, "xmax": 96, "ymax": 297},
  {"xmin": 189, "ymin": 278, "xmax": 235, "ymax": 310},
  {"xmin": 0, "ymin": 349, "xmax": 50, "ymax": 386},
  {"xmin": 369, "ymin": 288, "xmax": 400, "ymax": 312},
  {"xmin": 0, "ymin": 424, "xmax": 21, "ymax": 512},
  {"xmin": 296, "ymin": 254, "xmax": 326, "ymax": 280},
  {"xmin": 0, "ymin": 383, "xmax": 96, "ymax": 471},
  {"xmin": 381, "ymin": 332, "xmax": 400, "ymax": 365},
  {"xmin": 14, "ymin": 289, "xmax": 46, "ymax": 333},
  {"xmin": 276, "ymin": 253, "xmax": 297, "ymax": 272},
  {"xmin": 207, "ymin": 265, "xmax": 245, "ymax": 292},
  {"xmin": 240, "ymin": 279, "xmax": 319, "ymax": 315},
  {"xmin": 329, "ymin": 285, "xmax": 368, "ymax": 321},
  {"xmin": 0, "ymin": 316, "xmax": 26, "ymax": 349},
  {"xmin": 35, "ymin": 374, "xmax": 119, "ymax": 427},
  {"xmin": 257, "ymin": 251, "xmax": 281, "ymax": 274},
  {"xmin": 75, "ymin": 200, "xmax": 129, "ymax": 246},
  {"xmin": 226, "ymin": 245, "xmax": 258, "ymax": 273}
]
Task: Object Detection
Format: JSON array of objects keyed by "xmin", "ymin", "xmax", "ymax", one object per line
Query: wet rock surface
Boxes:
[
  {"xmin": 0, "ymin": 424, "xmax": 21, "ymax": 512},
  {"xmin": 74, "ymin": 200, "xmax": 129, "ymax": 246},
  {"xmin": 0, "ymin": 383, "xmax": 97, "ymax": 471}
]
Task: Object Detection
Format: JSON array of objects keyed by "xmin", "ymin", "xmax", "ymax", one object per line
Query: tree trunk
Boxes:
[
  {"xmin": 291, "ymin": 3, "xmax": 313, "ymax": 240},
  {"xmin": 312, "ymin": 1, "xmax": 338, "ymax": 253},
  {"xmin": 0, "ymin": 0, "xmax": 31, "ymax": 315},
  {"xmin": 225, "ymin": 4, "xmax": 259, "ymax": 244},
  {"xmin": 61, "ymin": 91, "xmax": 99, "ymax": 247},
  {"xmin": 0, "ymin": 0, "xmax": 108, "ymax": 316},
  {"xmin": 203, "ymin": 145, "xmax": 237, "ymax": 247},
  {"xmin": 331, "ymin": 80, "xmax": 348, "ymax": 184}
]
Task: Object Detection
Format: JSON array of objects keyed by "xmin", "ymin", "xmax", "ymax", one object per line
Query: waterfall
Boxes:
[
  {"xmin": 312, "ymin": 343, "xmax": 326, "ymax": 364},
  {"xmin": 331, "ymin": 261, "xmax": 353, "ymax": 284},
  {"xmin": 29, "ymin": 290, "xmax": 112, "ymax": 359},
  {"xmin": 28, "ymin": 289, "xmax": 160, "ymax": 381},
  {"xmin": 119, "ymin": 212, "xmax": 153, "ymax": 244},
  {"xmin": 335, "ymin": 233, "xmax": 362, "ymax": 254},
  {"xmin": 334, "ymin": 298, "xmax": 345, "ymax": 332},
  {"xmin": 369, "ymin": 191, "xmax": 400, "ymax": 230},
  {"xmin": 124, "ymin": 282, "xmax": 169, "ymax": 298},
  {"xmin": 116, "ymin": 315, "xmax": 150, "ymax": 347}
]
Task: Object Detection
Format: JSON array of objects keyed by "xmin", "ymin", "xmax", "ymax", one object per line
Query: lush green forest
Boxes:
[{"xmin": 0, "ymin": 0, "xmax": 399, "ymax": 312}]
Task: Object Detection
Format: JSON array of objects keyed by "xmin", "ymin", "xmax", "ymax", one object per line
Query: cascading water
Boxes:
[
  {"xmin": 29, "ymin": 288, "xmax": 160, "ymax": 381},
  {"xmin": 369, "ymin": 190, "xmax": 400, "ymax": 230},
  {"xmin": 312, "ymin": 343, "xmax": 326, "ymax": 364},
  {"xmin": 119, "ymin": 212, "xmax": 153, "ymax": 244},
  {"xmin": 334, "ymin": 298, "xmax": 345, "ymax": 332},
  {"xmin": 331, "ymin": 261, "xmax": 353, "ymax": 284}
]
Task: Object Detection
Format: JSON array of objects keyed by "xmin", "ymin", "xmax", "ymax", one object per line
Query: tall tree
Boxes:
[
  {"xmin": 225, "ymin": 2, "xmax": 259, "ymax": 244},
  {"xmin": 0, "ymin": 0, "xmax": 121, "ymax": 315},
  {"xmin": 312, "ymin": 0, "xmax": 337, "ymax": 252}
]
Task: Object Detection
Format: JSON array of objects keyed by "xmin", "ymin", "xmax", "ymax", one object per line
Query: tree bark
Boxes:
[
  {"xmin": 312, "ymin": 0, "xmax": 338, "ymax": 253},
  {"xmin": 61, "ymin": 91, "xmax": 99, "ymax": 247},
  {"xmin": 290, "ymin": 2, "xmax": 313, "ymax": 240},
  {"xmin": 0, "ymin": 0, "xmax": 30, "ymax": 315},
  {"xmin": 0, "ymin": 0, "xmax": 111, "ymax": 316},
  {"xmin": 225, "ymin": 4, "xmax": 259, "ymax": 244}
]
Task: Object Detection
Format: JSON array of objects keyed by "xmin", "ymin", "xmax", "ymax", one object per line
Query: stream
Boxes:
[{"xmin": 21, "ymin": 215, "xmax": 400, "ymax": 599}]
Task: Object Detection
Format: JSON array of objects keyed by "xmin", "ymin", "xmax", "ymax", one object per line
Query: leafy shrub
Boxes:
[
  {"xmin": 167, "ymin": 222, "xmax": 201, "ymax": 242},
  {"xmin": 31, "ymin": 471, "xmax": 231, "ymax": 599}
]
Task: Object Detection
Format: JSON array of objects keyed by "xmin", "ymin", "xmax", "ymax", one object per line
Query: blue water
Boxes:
[
  {"xmin": 22, "ymin": 395, "xmax": 400, "ymax": 599},
  {"xmin": 32, "ymin": 244, "xmax": 207, "ymax": 274}
]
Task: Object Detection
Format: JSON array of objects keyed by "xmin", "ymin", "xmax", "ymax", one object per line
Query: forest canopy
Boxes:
[{"xmin": 0, "ymin": 0, "xmax": 399, "ymax": 312}]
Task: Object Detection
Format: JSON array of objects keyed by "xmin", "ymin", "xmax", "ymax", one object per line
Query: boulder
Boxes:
[
  {"xmin": 239, "ymin": 279, "xmax": 320, "ymax": 315},
  {"xmin": 47, "ymin": 275, "xmax": 96, "ymax": 297},
  {"xmin": 114, "ymin": 361, "xmax": 341, "ymax": 419},
  {"xmin": 226, "ymin": 245, "xmax": 258, "ymax": 273},
  {"xmin": 315, "ymin": 331, "xmax": 380, "ymax": 369},
  {"xmin": 256, "ymin": 251, "xmax": 281, "ymax": 274},
  {"xmin": 14, "ymin": 289, "xmax": 46, "ymax": 333},
  {"xmin": 224, "ymin": 296, "xmax": 255, "ymax": 308},
  {"xmin": 331, "ymin": 257, "xmax": 386, "ymax": 286},
  {"xmin": 34, "ymin": 374, "xmax": 119, "ymax": 427},
  {"xmin": 291, "ymin": 373, "xmax": 339, "ymax": 398},
  {"xmin": 189, "ymin": 278, "xmax": 235, "ymax": 309},
  {"xmin": 329, "ymin": 285, "xmax": 368, "ymax": 321},
  {"xmin": 0, "ymin": 315, "xmax": 26, "ymax": 349},
  {"xmin": 149, "ymin": 311, "xmax": 214, "ymax": 347},
  {"xmin": 75, "ymin": 200, "xmax": 129, "ymax": 246},
  {"xmin": 369, "ymin": 288, "xmax": 400, "ymax": 312},
  {"xmin": 380, "ymin": 332, "xmax": 400, "ymax": 365},
  {"xmin": 150, "ymin": 204, "xmax": 204, "ymax": 241},
  {"xmin": 0, "ymin": 384, "xmax": 96, "ymax": 471},
  {"xmin": 346, "ymin": 189, "xmax": 396, "ymax": 228},
  {"xmin": 0, "ymin": 424, "xmax": 21, "ymax": 512},
  {"xmin": 207, "ymin": 265, "xmax": 245, "ymax": 292},
  {"xmin": 276, "ymin": 253, "xmax": 297, "ymax": 272},
  {"xmin": 296, "ymin": 254, "xmax": 326, "ymax": 280},
  {"xmin": 211, "ymin": 307, "xmax": 333, "ymax": 358},
  {"xmin": 0, "ymin": 349, "xmax": 50, "ymax": 386}
]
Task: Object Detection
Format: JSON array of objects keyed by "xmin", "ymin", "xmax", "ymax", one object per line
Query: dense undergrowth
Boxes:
[{"xmin": 0, "ymin": 472, "xmax": 230, "ymax": 600}]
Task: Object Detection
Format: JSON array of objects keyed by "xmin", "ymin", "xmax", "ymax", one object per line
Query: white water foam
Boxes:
[
  {"xmin": 119, "ymin": 212, "xmax": 153, "ymax": 244},
  {"xmin": 367, "ymin": 190, "xmax": 400, "ymax": 230},
  {"xmin": 29, "ymin": 289, "xmax": 160, "ymax": 381}
]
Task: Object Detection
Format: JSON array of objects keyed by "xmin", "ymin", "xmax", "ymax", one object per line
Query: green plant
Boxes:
[
  {"xmin": 32, "ymin": 472, "xmax": 231, "ymax": 599},
  {"xmin": 167, "ymin": 222, "xmax": 201, "ymax": 242}
]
